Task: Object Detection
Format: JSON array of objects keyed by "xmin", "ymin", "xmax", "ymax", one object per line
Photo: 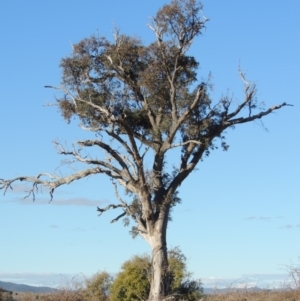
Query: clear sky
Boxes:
[{"xmin": 0, "ymin": 0, "xmax": 299, "ymax": 290}]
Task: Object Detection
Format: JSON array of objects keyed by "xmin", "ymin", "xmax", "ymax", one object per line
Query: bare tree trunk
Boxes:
[
  {"xmin": 144, "ymin": 209, "xmax": 170, "ymax": 301},
  {"xmin": 148, "ymin": 236, "xmax": 169, "ymax": 301}
]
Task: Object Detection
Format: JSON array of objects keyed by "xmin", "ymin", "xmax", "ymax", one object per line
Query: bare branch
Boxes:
[
  {"xmin": 0, "ymin": 168, "xmax": 103, "ymax": 201},
  {"xmin": 179, "ymin": 142, "xmax": 196, "ymax": 171},
  {"xmin": 44, "ymin": 85, "xmax": 61, "ymax": 90},
  {"xmin": 238, "ymin": 68, "xmax": 250, "ymax": 87},
  {"xmin": 225, "ymin": 70, "xmax": 256, "ymax": 120},
  {"xmin": 45, "ymin": 85, "xmax": 79, "ymax": 109},
  {"xmin": 43, "ymin": 102, "xmax": 58, "ymax": 107},
  {"xmin": 76, "ymin": 94, "xmax": 111, "ymax": 118},
  {"xmin": 54, "ymin": 140, "xmax": 124, "ymax": 179},
  {"xmin": 166, "ymin": 144, "xmax": 207, "ymax": 203},
  {"xmin": 96, "ymin": 183, "xmax": 147, "ymax": 233},
  {"xmin": 119, "ymin": 155, "xmax": 138, "ymax": 181},
  {"xmin": 225, "ymin": 102, "xmax": 292, "ymax": 126},
  {"xmin": 97, "ymin": 204, "xmax": 124, "ymax": 216},
  {"xmin": 134, "ymin": 131, "xmax": 159, "ymax": 150},
  {"xmin": 111, "ymin": 179, "xmax": 128, "ymax": 207},
  {"xmin": 169, "ymin": 140, "xmax": 201, "ymax": 150},
  {"xmin": 79, "ymin": 123, "xmax": 101, "ymax": 132},
  {"xmin": 111, "ymin": 211, "xmax": 127, "ymax": 223},
  {"xmin": 141, "ymin": 96, "xmax": 161, "ymax": 137},
  {"xmin": 163, "ymin": 84, "xmax": 206, "ymax": 151},
  {"xmin": 111, "ymin": 179, "xmax": 147, "ymax": 232},
  {"xmin": 200, "ymin": 10, "xmax": 209, "ymax": 23},
  {"xmin": 105, "ymin": 128, "xmax": 135, "ymax": 159},
  {"xmin": 120, "ymin": 121, "xmax": 144, "ymax": 174},
  {"xmin": 77, "ymin": 139, "xmax": 133, "ymax": 178}
]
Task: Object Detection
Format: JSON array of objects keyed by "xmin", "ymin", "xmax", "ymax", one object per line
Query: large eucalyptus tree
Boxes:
[{"xmin": 0, "ymin": 0, "xmax": 291, "ymax": 300}]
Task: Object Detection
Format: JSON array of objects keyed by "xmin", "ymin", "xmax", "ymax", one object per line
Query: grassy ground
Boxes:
[
  {"xmin": 203, "ymin": 289, "xmax": 300, "ymax": 301},
  {"xmin": 6, "ymin": 289, "xmax": 299, "ymax": 301}
]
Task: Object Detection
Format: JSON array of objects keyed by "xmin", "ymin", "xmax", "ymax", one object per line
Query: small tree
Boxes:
[
  {"xmin": 85, "ymin": 271, "xmax": 113, "ymax": 301},
  {"xmin": 167, "ymin": 247, "xmax": 203, "ymax": 301},
  {"xmin": 110, "ymin": 255, "xmax": 151, "ymax": 301},
  {"xmin": 287, "ymin": 257, "xmax": 300, "ymax": 291},
  {"xmin": 174, "ymin": 279, "xmax": 203, "ymax": 301},
  {"xmin": 0, "ymin": 0, "xmax": 291, "ymax": 300},
  {"xmin": 168, "ymin": 247, "xmax": 187, "ymax": 292}
]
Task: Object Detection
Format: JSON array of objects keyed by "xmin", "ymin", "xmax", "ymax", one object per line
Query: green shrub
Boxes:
[
  {"xmin": 109, "ymin": 248, "xmax": 203, "ymax": 301},
  {"xmin": 84, "ymin": 271, "xmax": 113, "ymax": 301},
  {"xmin": 110, "ymin": 255, "xmax": 151, "ymax": 301}
]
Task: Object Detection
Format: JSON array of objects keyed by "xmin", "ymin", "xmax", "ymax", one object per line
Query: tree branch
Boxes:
[
  {"xmin": 225, "ymin": 71, "xmax": 256, "ymax": 121},
  {"xmin": 225, "ymin": 102, "xmax": 292, "ymax": 126},
  {"xmin": 97, "ymin": 204, "xmax": 124, "ymax": 216},
  {"xmin": 169, "ymin": 140, "xmax": 201, "ymax": 149},
  {"xmin": 163, "ymin": 84, "xmax": 206, "ymax": 151},
  {"xmin": 112, "ymin": 180, "xmax": 148, "ymax": 233},
  {"xmin": 105, "ymin": 127, "xmax": 135, "ymax": 159},
  {"xmin": 54, "ymin": 140, "xmax": 124, "ymax": 179},
  {"xmin": 111, "ymin": 211, "xmax": 127, "ymax": 223},
  {"xmin": 141, "ymin": 96, "xmax": 162, "ymax": 139},
  {"xmin": 0, "ymin": 168, "xmax": 104, "ymax": 201},
  {"xmin": 166, "ymin": 144, "xmax": 207, "ymax": 203},
  {"xmin": 77, "ymin": 139, "xmax": 134, "ymax": 179}
]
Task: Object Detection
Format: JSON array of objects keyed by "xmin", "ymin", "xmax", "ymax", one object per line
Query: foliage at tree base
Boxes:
[{"xmin": 110, "ymin": 248, "xmax": 203, "ymax": 301}]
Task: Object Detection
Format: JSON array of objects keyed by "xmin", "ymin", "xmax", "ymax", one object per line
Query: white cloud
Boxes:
[
  {"xmin": 258, "ymin": 217, "xmax": 271, "ymax": 221},
  {"xmin": 244, "ymin": 216, "xmax": 256, "ymax": 220},
  {"xmin": 280, "ymin": 224, "xmax": 293, "ymax": 229},
  {"xmin": 68, "ymin": 227, "xmax": 86, "ymax": 232},
  {"xmin": 2, "ymin": 184, "xmax": 107, "ymax": 207},
  {"xmin": 50, "ymin": 225, "xmax": 59, "ymax": 229},
  {"xmin": 201, "ymin": 273, "xmax": 290, "ymax": 289},
  {"xmin": 243, "ymin": 216, "xmax": 272, "ymax": 221},
  {"xmin": 10, "ymin": 196, "xmax": 107, "ymax": 207},
  {"xmin": 279, "ymin": 224, "xmax": 300, "ymax": 230},
  {"xmin": 49, "ymin": 197, "xmax": 105, "ymax": 207},
  {"xmin": 3, "ymin": 184, "xmax": 48, "ymax": 195}
]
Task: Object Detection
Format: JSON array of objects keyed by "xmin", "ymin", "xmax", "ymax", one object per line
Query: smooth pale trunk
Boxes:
[
  {"xmin": 143, "ymin": 212, "xmax": 169, "ymax": 301},
  {"xmin": 148, "ymin": 236, "xmax": 169, "ymax": 300}
]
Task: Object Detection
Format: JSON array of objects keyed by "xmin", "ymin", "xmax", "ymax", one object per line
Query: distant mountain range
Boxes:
[
  {"xmin": 0, "ymin": 281, "xmax": 57, "ymax": 293},
  {"xmin": 203, "ymin": 286, "xmax": 267, "ymax": 294},
  {"xmin": 0, "ymin": 280, "xmax": 269, "ymax": 295}
]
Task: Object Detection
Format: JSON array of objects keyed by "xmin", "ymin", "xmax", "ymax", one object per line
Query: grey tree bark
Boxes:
[{"xmin": 141, "ymin": 208, "xmax": 170, "ymax": 300}]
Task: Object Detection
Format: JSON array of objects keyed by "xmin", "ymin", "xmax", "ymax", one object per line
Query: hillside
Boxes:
[{"xmin": 0, "ymin": 281, "xmax": 57, "ymax": 293}]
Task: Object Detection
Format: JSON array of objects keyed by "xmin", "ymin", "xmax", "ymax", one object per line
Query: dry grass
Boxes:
[
  {"xmin": 12, "ymin": 288, "xmax": 86, "ymax": 301},
  {"xmin": 10, "ymin": 289, "xmax": 300, "ymax": 301},
  {"xmin": 11, "ymin": 277, "xmax": 86, "ymax": 301},
  {"xmin": 5, "ymin": 271, "xmax": 300, "ymax": 301},
  {"xmin": 203, "ymin": 289, "xmax": 300, "ymax": 301}
]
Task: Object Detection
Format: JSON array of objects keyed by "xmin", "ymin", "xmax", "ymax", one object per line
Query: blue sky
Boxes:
[{"xmin": 0, "ymin": 0, "xmax": 299, "ymax": 289}]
